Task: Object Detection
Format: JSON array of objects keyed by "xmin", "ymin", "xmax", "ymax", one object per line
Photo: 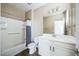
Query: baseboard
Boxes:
[{"xmin": 1, "ymin": 43, "xmax": 27, "ymax": 56}]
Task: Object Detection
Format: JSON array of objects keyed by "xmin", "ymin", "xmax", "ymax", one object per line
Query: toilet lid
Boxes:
[{"xmin": 28, "ymin": 43, "xmax": 35, "ymax": 47}]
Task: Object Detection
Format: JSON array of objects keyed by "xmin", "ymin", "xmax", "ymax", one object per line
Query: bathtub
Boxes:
[
  {"xmin": 1, "ymin": 43, "xmax": 26, "ymax": 56},
  {"xmin": 37, "ymin": 34, "xmax": 76, "ymax": 56}
]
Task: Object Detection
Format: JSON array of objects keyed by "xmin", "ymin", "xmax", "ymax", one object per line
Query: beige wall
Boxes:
[
  {"xmin": 1, "ymin": 3, "xmax": 25, "ymax": 21},
  {"xmin": 32, "ymin": 10, "xmax": 43, "ymax": 38}
]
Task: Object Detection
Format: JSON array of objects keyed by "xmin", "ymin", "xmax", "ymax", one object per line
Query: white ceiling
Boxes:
[{"xmin": 8, "ymin": 3, "xmax": 46, "ymax": 12}]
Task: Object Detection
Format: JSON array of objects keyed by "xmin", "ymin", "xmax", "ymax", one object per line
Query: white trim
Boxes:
[{"xmin": 1, "ymin": 43, "xmax": 27, "ymax": 56}]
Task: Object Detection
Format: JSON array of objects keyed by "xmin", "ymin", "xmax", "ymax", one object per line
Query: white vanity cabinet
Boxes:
[
  {"xmin": 38, "ymin": 39, "xmax": 76, "ymax": 56},
  {"xmin": 52, "ymin": 41, "xmax": 75, "ymax": 56}
]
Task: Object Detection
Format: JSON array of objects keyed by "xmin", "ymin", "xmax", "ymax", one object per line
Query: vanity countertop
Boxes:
[
  {"xmin": 37, "ymin": 34, "xmax": 76, "ymax": 45},
  {"xmin": 52, "ymin": 35, "xmax": 76, "ymax": 44}
]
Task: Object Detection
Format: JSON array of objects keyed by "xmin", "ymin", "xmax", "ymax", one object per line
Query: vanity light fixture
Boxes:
[
  {"xmin": 27, "ymin": 3, "xmax": 32, "ymax": 5},
  {"xmin": 48, "ymin": 7, "xmax": 59, "ymax": 15},
  {"xmin": 48, "ymin": 10, "xmax": 52, "ymax": 14}
]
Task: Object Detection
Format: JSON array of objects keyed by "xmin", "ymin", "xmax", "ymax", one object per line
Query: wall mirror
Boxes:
[{"xmin": 43, "ymin": 9, "xmax": 76, "ymax": 36}]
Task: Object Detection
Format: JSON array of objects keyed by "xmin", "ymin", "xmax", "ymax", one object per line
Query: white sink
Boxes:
[
  {"xmin": 37, "ymin": 34, "xmax": 76, "ymax": 44},
  {"xmin": 54, "ymin": 35, "xmax": 76, "ymax": 44}
]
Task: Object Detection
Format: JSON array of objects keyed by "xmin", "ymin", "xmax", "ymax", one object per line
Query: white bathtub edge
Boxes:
[{"xmin": 1, "ymin": 43, "xmax": 27, "ymax": 56}]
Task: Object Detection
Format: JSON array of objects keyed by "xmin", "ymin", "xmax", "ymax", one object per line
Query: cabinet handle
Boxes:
[
  {"xmin": 53, "ymin": 47, "xmax": 54, "ymax": 52},
  {"xmin": 50, "ymin": 46, "xmax": 51, "ymax": 51}
]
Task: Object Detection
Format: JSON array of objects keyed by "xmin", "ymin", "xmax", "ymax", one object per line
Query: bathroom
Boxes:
[{"xmin": 0, "ymin": 3, "xmax": 79, "ymax": 56}]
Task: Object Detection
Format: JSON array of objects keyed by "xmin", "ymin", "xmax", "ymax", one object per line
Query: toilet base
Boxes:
[{"xmin": 29, "ymin": 48, "xmax": 36, "ymax": 54}]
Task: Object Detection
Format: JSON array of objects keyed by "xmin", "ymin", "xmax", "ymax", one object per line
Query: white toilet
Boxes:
[{"xmin": 27, "ymin": 38, "xmax": 39, "ymax": 54}]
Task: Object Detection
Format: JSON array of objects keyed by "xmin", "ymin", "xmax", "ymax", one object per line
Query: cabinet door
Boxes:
[
  {"xmin": 53, "ymin": 45, "xmax": 75, "ymax": 56},
  {"xmin": 53, "ymin": 41, "xmax": 75, "ymax": 56},
  {"xmin": 39, "ymin": 39, "xmax": 51, "ymax": 56}
]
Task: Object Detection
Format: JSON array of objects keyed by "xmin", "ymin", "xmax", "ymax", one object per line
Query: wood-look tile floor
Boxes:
[{"xmin": 15, "ymin": 49, "xmax": 40, "ymax": 56}]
